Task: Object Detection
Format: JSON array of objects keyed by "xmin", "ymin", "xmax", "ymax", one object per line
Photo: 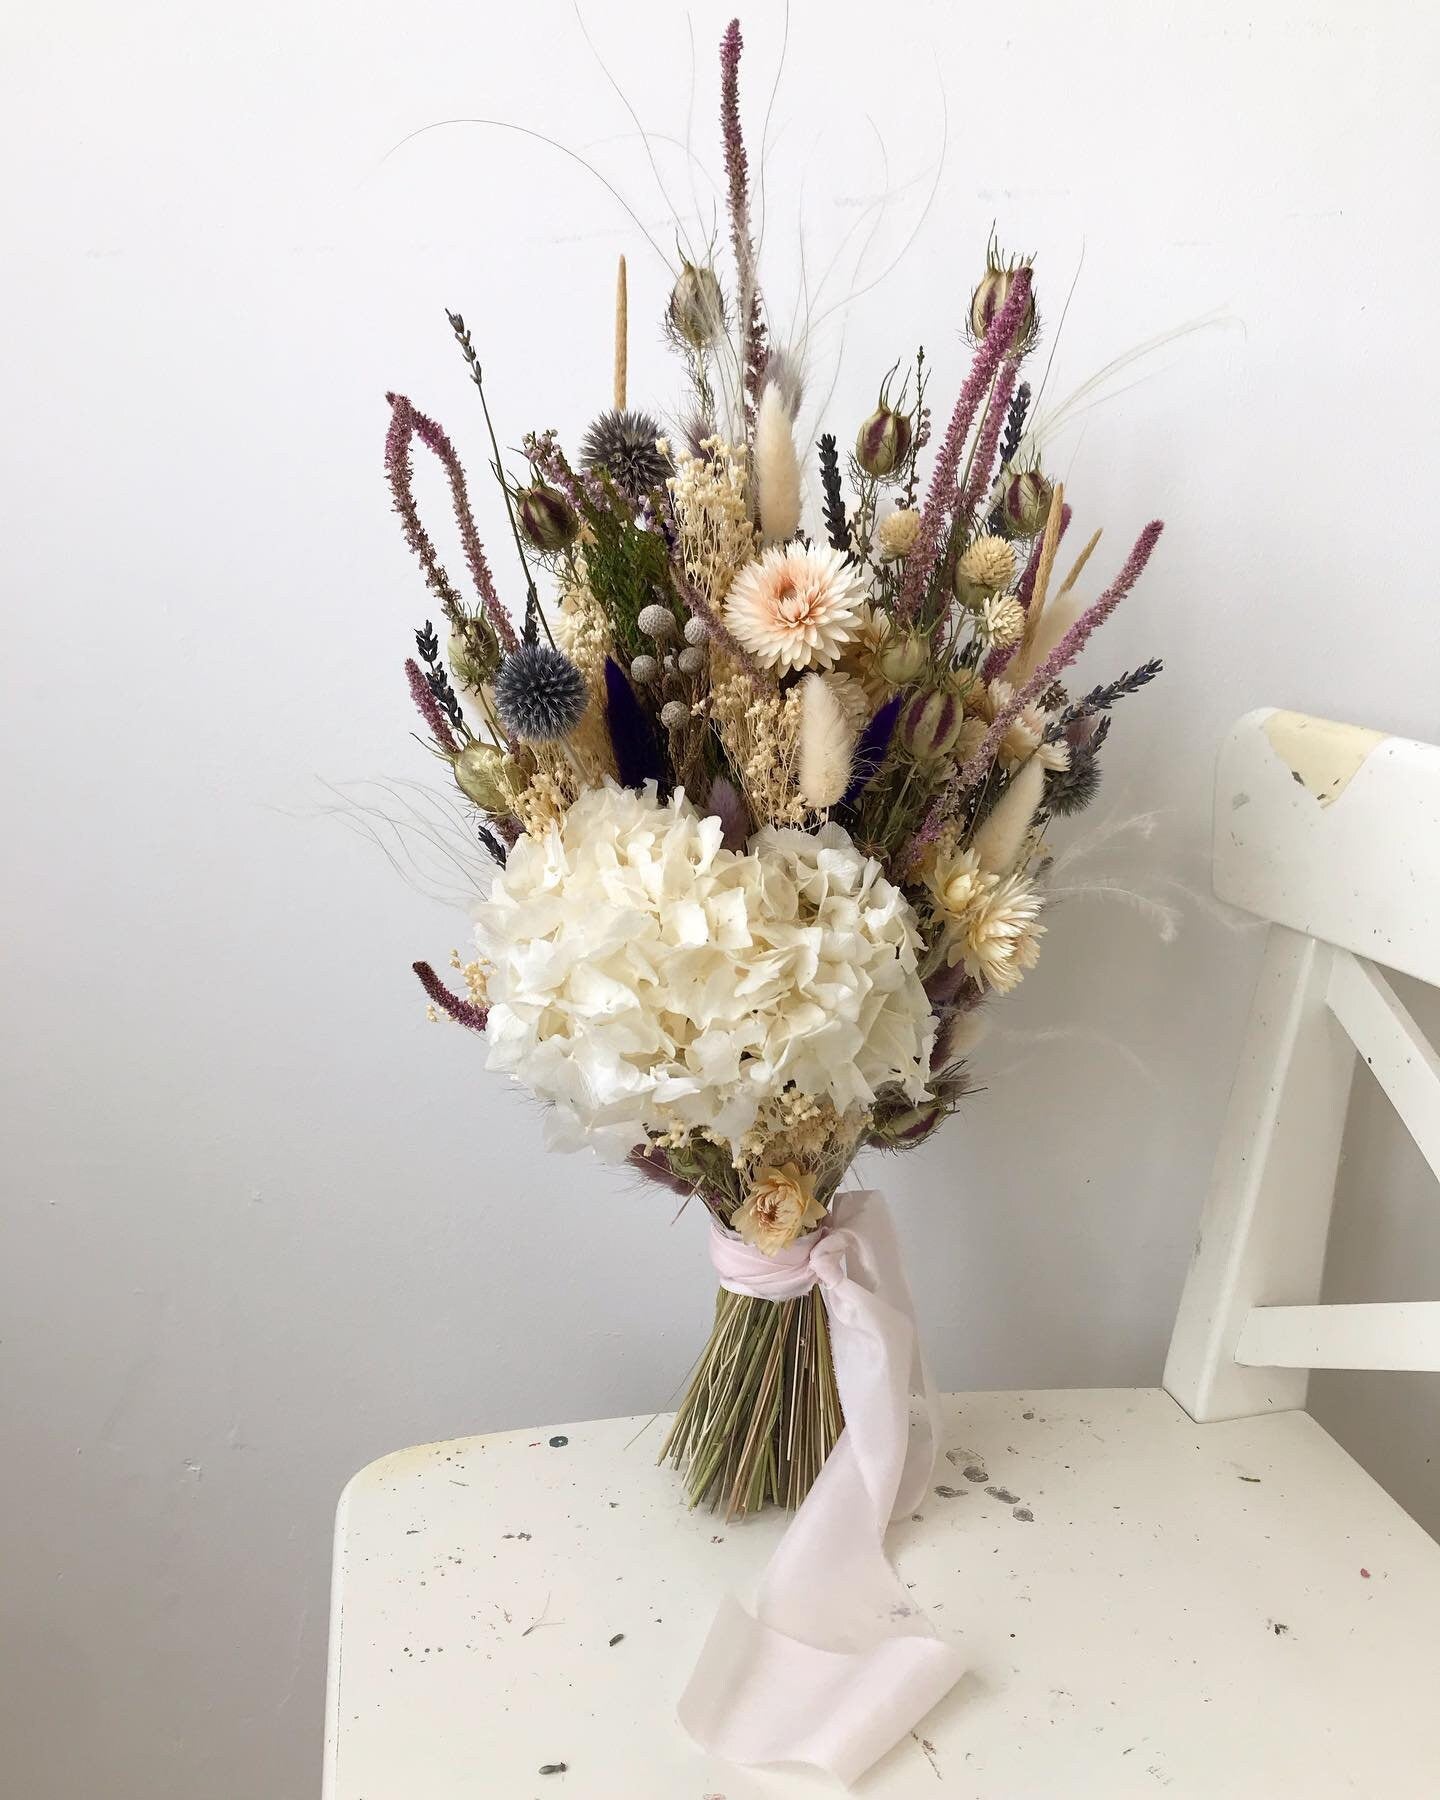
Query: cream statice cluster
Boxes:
[{"xmin": 475, "ymin": 783, "xmax": 933, "ymax": 1160}]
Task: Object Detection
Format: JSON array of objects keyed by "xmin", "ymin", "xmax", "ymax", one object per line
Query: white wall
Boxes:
[{"xmin": 3, "ymin": 2, "xmax": 1437, "ymax": 1795}]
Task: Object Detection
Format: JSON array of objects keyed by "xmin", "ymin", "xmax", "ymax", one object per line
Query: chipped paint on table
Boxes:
[{"xmin": 324, "ymin": 1388, "xmax": 1440, "ymax": 1797}]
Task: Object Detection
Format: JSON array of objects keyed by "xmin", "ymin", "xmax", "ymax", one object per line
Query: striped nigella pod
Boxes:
[
  {"xmin": 897, "ymin": 687, "xmax": 965, "ymax": 761},
  {"xmin": 872, "ymin": 1096, "xmax": 945, "ymax": 1146}
]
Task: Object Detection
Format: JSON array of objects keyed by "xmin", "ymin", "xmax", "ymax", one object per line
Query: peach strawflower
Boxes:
[
  {"xmin": 733, "ymin": 1162, "xmax": 826, "ymax": 1255},
  {"xmin": 723, "ymin": 544, "xmax": 866, "ymax": 673}
]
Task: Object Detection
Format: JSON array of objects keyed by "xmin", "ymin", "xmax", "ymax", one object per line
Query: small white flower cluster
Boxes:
[{"xmin": 475, "ymin": 782, "xmax": 935, "ymax": 1159}]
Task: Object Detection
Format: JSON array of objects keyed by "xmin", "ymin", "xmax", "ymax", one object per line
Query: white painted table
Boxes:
[{"xmin": 324, "ymin": 1387, "xmax": 1440, "ymax": 1796}]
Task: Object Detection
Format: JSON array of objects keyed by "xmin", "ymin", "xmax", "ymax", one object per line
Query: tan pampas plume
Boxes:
[
  {"xmin": 755, "ymin": 381, "xmax": 801, "ymax": 545},
  {"xmin": 613, "ymin": 255, "xmax": 628, "ymax": 411},
  {"xmin": 973, "ymin": 753, "xmax": 1047, "ymax": 874},
  {"xmin": 797, "ymin": 672, "xmax": 853, "ymax": 810}
]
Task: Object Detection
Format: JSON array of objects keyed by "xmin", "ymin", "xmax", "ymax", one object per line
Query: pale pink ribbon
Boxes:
[{"xmin": 677, "ymin": 1189, "xmax": 965, "ymax": 1785}]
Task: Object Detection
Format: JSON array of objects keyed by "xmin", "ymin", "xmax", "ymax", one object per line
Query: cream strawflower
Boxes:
[
  {"xmin": 474, "ymin": 783, "xmax": 934, "ymax": 1159},
  {"xmin": 955, "ymin": 534, "xmax": 1017, "ymax": 598},
  {"xmin": 948, "ymin": 871, "xmax": 1045, "ymax": 991},
  {"xmin": 723, "ymin": 543, "xmax": 866, "ymax": 673},
  {"xmin": 733, "ymin": 1162, "xmax": 826, "ymax": 1255},
  {"xmin": 978, "ymin": 592, "xmax": 1025, "ymax": 650},
  {"xmin": 924, "ymin": 841, "xmax": 990, "ymax": 924},
  {"xmin": 875, "ymin": 507, "xmax": 922, "ymax": 561}
]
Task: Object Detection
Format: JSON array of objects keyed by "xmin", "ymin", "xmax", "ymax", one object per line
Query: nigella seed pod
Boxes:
[
  {"xmin": 872, "ymin": 1096, "xmax": 945, "ymax": 1147},
  {"xmin": 517, "ymin": 482, "xmax": 579, "ymax": 552},
  {"xmin": 855, "ymin": 405, "xmax": 914, "ymax": 479},
  {"xmin": 970, "ymin": 255, "xmax": 1038, "ymax": 348},
  {"xmin": 668, "ymin": 261, "xmax": 726, "ymax": 349},
  {"xmin": 493, "ymin": 644, "xmax": 589, "ymax": 743},
  {"xmin": 1000, "ymin": 468, "xmax": 1054, "ymax": 538},
  {"xmin": 452, "ymin": 742, "xmax": 511, "ymax": 812},
  {"xmin": 898, "ymin": 688, "xmax": 963, "ymax": 761},
  {"xmin": 876, "ymin": 632, "xmax": 929, "ymax": 689}
]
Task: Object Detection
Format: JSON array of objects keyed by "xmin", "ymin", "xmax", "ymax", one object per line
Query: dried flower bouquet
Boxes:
[{"xmin": 386, "ymin": 20, "xmax": 1164, "ymax": 1518}]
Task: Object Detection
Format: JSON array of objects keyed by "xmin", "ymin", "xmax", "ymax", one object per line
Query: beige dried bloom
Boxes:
[
  {"xmin": 733, "ymin": 1162, "xmax": 826, "ymax": 1255},
  {"xmin": 821, "ymin": 668, "xmax": 872, "ymax": 734},
  {"xmin": 709, "ymin": 650, "xmax": 807, "ymax": 826},
  {"xmin": 668, "ymin": 439, "xmax": 757, "ymax": 606},
  {"xmin": 875, "ymin": 507, "xmax": 922, "ymax": 561},
  {"xmin": 951, "ymin": 872, "xmax": 1045, "ymax": 992},
  {"xmin": 839, "ymin": 602, "xmax": 896, "ymax": 703},
  {"xmin": 978, "ymin": 592, "xmax": 1025, "ymax": 650},
  {"xmin": 955, "ymin": 534, "xmax": 1017, "ymax": 599}
]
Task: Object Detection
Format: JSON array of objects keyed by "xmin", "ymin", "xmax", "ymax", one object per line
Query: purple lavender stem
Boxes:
[
  {"xmin": 958, "ymin": 519, "xmax": 1165, "ymax": 792},
  {"xmin": 412, "ymin": 960, "xmax": 488, "ymax": 1032},
  {"xmin": 959, "ymin": 352, "xmax": 1021, "ymax": 517},
  {"xmin": 720, "ymin": 20, "xmax": 768, "ymax": 418},
  {"xmin": 896, "ymin": 266, "xmax": 1034, "ymax": 622},
  {"xmin": 405, "ymin": 657, "xmax": 458, "ymax": 753},
  {"xmin": 385, "ymin": 393, "xmax": 519, "ymax": 653}
]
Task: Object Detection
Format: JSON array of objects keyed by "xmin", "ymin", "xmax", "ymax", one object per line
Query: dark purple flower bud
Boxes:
[
  {"xmin": 517, "ymin": 483, "xmax": 579, "ymax": 552},
  {"xmin": 855, "ymin": 405, "xmax": 914, "ymax": 479}
]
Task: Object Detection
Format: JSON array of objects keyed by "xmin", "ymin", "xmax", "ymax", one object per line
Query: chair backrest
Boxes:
[{"xmin": 1164, "ymin": 708, "xmax": 1440, "ymax": 1422}]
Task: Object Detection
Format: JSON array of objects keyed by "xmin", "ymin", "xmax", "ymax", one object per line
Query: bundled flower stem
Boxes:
[{"xmin": 375, "ymin": 17, "xmax": 1169, "ymax": 1515}]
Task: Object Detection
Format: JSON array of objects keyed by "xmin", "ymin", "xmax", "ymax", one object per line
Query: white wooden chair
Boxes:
[{"xmin": 324, "ymin": 709, "xmax": 1440, "ymax": 1797}]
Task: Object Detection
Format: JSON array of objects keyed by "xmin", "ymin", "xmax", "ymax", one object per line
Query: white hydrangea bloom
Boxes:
[{"xmin": 474, "ymin": 782, "xmax": 934, "ymax": 1159}]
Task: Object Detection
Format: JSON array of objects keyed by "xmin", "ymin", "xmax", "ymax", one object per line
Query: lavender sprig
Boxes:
[
  {"xmin": 817, "ymin": 434, "xmax": 849, "ymax": 555},
  {"xmin": 1047, "ymin": 659, "xmax": 1165, "ymax": 735},
  {"xmin": 999, "ymin": 381, "xmax": 1031, "ymax": 468}
]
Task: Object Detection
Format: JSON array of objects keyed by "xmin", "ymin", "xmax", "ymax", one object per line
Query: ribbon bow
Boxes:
[{"xmin": 677, "ymin": 1189, "xmax": 965, "ymax": 1785}]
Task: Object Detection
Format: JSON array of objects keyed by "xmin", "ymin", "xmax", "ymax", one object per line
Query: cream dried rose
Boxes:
[{"xmin": 733, "ymin": 1163, "xmax": 825, "ymax": 1255}]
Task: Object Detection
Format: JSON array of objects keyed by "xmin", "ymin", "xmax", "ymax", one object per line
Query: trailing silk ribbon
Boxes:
[{"xmin": 677, "ymin": 1189, "xmax": 965, "ymax": 1785}]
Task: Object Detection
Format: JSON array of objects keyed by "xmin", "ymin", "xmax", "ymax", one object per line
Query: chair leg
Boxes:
[{"xmin": 1164, "ymin": 927, "xmax": 1357, "ymax": 1421}]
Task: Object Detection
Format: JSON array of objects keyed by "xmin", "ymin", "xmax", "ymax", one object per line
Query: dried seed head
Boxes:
[
  {"xmin": 517, "ymin": 482, "xmax": 579, "ymax": 553},
  {"xmin": 970, "ymin": 250, "xmax": 1038, "ymax": 350},
  {"xmin": 629, "ymin": 653, "xmax": 661, "ymax": 685},
  {"xmin": 659, "ymin": 699, "xmax": 690, "ymax": 730},
  {"xmin": 493, "ymin": 644, "xmax": 589, "ymax": 742},
  {"xmin": 854, "ymin": 404, "xmax": 914, "ymax": 480},
  {"xmin": 579, "ymin": 408, "xmax": 672, "ymax": 500},
  {"xmin": 452, "ymin": 742, "xmax": 511, "ymax": 812},
  {"xmin": 683, "ymin": 615, "xmax": 709, "ymax": 646},
  {"xmin": 667, "ymin": 261, "xmax": 726, "ymax": 349},
  {"xmin": 1000, "ymin": 468, "xmax": 1054, "ymax": 538},
  {"xmin": 898, "ymin": 688, "xmax": 964, "ymax": 760},
  {"xmin": 637, "ymin": 603, "xmax": 679, "ymax": 642},
  {"xmin": 677, "ymin": 645, "xmax": 705, "ymax": 676}
]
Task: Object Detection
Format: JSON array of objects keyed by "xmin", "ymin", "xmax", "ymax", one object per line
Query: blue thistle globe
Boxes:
[
  {"xmin": 493, "ymin": 645, "xmax": 588, "ymax": 743},
  {"xmin": 579, "ymin": 408, "xmax": 672, "ymax": 500}
]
